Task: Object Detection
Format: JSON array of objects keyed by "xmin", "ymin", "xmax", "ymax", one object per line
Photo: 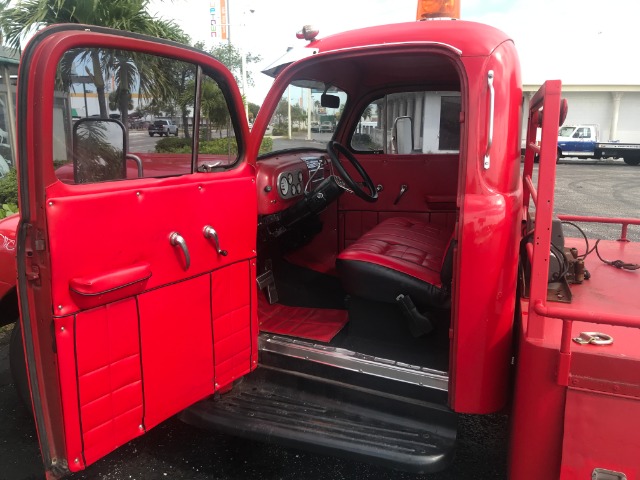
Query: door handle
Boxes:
[
  {"xmin": 393, "ymin": 184, "xmax": 408, "ymax": 205},
  {"xmin": 484, "ymin": 70, "xmax": 495, "ymax": 170},
  {"xmin": 203, "ymin": 226, "xmax": 228, "ymax": 256},
  {"xmin": 169, "ymin": 232, "xmax": 190, "ymax": 270}
]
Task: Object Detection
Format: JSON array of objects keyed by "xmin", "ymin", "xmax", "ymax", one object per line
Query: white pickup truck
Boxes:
[
  {"xmin": 557, "ymin": 124, "xmax": 640, "ymax": 165},
  {"xmin": 148, "ymin": 119, "xmax": 179, "ymax": 137}
]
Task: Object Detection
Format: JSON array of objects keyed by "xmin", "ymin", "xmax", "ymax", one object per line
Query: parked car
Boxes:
[
  {"xmin": 148, "ymin": 119, "xmax": 178, "ymax": 136},
  {"xmin": 319, "ymin": 121, "xmax": 333, "ymax": 133},
  {"xmin": 310, "ymin": 121, "xmax": 320, "ymax": 132}
]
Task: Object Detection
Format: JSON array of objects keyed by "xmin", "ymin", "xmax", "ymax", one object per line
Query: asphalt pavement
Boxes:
[{"xmin": 1, "ymin": 159, "xmax": 638, "ymax": 480}]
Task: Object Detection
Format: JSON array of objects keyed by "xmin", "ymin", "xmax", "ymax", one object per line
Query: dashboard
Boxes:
[{"xmin": 256, "ymin": 153, "xmax": 328, "ymax": 215}]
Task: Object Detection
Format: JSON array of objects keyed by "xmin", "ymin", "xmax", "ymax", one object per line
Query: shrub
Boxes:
[
  {"xmin": 0, "ymin": 203, "xmax": 18, "ymax": 219},
  {"xmin": 156, "ymin": 137, "xmax": 274, "ymax": 155},
  {"xmin": 259, "ymin": 137, "xmax": 273, "ymax": 154},
  {"xmin": 155, "ymin": 137, "xmax": 192, "ymax": 153},
  {"xmin": 0, "ymin": 169, "xmax": 18, "ymax": 218},
  {"xmin": 0, "ymin": 168, "xmax": 18, "ymax": 205},
  {"xmin": 271, "ymin": 123, "xmax": 287, "ymax": 136}
]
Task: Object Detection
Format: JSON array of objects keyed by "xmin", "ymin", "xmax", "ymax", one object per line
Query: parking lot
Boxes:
[{"xmin": 0, "ymin": 159, "xmax": 638, "ymax": 480}]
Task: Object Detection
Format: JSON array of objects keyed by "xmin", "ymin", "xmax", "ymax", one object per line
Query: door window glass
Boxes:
[
  {"xmin": 52, "ymin": 47, "xmax": 239, "ymax": 184},
  {"xmin": 0, "ymin": 92, "xmax": 14, "ymax": 173}
]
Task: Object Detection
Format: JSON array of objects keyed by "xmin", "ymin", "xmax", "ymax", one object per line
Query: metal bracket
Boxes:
[{"xmin": 573, "ymin": 332, "xmax": 614, "ymax": 346}]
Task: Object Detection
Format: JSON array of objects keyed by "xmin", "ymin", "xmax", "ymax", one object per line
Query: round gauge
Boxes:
[
  {"xmin": 287, "ymin": 173, "xmax": 293, "ymax": 184},
  {"xmin": 298, "ymin": 171, "xmax": 304, "ymax": 183},
  {"xmin": 296, "ymin": 184, "xmax": 302, "ymax": 194},
  {"xmin": 279, "ymin": 176, "xmax": 289, "ymax": 196}
]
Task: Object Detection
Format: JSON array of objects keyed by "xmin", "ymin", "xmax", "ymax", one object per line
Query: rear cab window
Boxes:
[{"xmin": 351, "ymin": 91, "xmax": 461, "ymax": 154}]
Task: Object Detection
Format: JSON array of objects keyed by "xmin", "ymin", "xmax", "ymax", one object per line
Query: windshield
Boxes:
[
  {"xmin": 259, "ymin": 82, "xmax": 347, "ymax": 158},
  {"xmin": 558, "ymin": 126, "xmax": 576, "ymax": 137}
]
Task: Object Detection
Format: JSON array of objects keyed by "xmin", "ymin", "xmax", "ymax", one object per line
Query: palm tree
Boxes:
[{"xmin": 0, "ymin": 0, "xmax": 186, "ymax": 118}]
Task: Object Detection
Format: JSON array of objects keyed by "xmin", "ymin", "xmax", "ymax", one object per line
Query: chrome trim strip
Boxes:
[
  {"xmin": 318, "ymin": 41, "xmax": 463, "ymax": 57},
  {"xmin": 259, "ymin": 333, "xmax": 449, "ymax": 392},
  {"xmin": 484, "ymin": 70, "xmax": 495, "ymax": 170}
]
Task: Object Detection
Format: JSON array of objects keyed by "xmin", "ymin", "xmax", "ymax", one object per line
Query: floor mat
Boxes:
[{"xmin": 258, "ymin": 295, "xmax": 349, "ymax": 343}]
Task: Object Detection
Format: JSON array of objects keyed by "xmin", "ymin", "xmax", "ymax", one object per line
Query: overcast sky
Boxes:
[{"xmin": 149, "ymin": 0, "xmax": 640, "ymax": 104}]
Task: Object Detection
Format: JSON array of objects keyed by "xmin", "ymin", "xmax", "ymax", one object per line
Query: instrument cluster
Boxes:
[{"xmin": 277, "ymin": 170, "xmax": 304, "ymax": 199}]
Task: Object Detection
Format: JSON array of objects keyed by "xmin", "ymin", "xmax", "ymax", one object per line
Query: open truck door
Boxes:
[{"xmin": 15, "ymin": 25, "xmax": 257, "ymax": 477}]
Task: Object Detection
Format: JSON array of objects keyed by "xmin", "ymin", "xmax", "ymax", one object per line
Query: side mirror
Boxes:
[
  {"xmin": 393, "ymin": 116, "xmax": 413, "ymax": 154},
  {"xmin": 321, "ymin": 93, "xmax": 340, "ymax": 109},
  {"xmin": 73, "ymin": 118, "xmax": 127, "ymax": 184}
]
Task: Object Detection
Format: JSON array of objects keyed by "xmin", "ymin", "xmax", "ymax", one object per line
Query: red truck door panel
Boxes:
[
  {"xmin": 337, "ymin": 154, "xmax": 459, "ymax": 248},
  {"xmin": 16, "ymin": 25, "xmax": 257, "ymax": 475}
]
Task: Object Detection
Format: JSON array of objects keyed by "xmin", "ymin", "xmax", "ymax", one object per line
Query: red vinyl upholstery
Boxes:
[{"xmin": 336, "ymin": 217, "xmax": 454, "ymax": 307}]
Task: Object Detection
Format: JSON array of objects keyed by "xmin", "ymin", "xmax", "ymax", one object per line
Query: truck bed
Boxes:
[{"xmin": 529, "ymin": 237, "xmax": 640, "ymax": 363}]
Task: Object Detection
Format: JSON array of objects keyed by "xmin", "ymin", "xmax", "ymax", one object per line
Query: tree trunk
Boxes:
[
  {"xmin": 181, "ymin": 110, "xmax": 190, "ymax": 140},
  {"xmin": 118, "ymin": 64, "xmax": 130, "ymax": 149},
  {"xmin": 91, "ymin": 52, "xmax": 108, "ymax": 118}
]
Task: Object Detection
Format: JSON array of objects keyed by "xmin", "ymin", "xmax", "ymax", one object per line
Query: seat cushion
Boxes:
[{"xmin": 336, "ymin": 217, "xmax": 453, "ymax": 307}]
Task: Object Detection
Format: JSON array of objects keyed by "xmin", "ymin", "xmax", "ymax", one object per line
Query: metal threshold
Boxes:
[{"xmin": 259, "ymin": 333, "xmax": 449, "ymax": 392}]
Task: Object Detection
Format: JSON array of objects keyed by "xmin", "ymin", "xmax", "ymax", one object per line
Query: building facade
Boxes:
[{"xmin": 523, "ymin": 84, "xmax": 640, "ymax": 144}]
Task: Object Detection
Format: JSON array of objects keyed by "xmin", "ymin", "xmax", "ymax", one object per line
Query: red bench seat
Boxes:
[{"xmin": 336, "ymin": 217, "xmax": 454, "ymax": 308}]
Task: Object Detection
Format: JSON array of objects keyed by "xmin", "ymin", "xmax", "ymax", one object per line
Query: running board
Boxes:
[
  {"xmin": 259, "ymin": 333, "xmax": 449, "ymax": 392},
  {"xmin": 181, "ymin": 365, "xmax": 457, "ymax": 473}
]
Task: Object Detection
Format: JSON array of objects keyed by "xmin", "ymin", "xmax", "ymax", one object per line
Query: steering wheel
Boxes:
[{"xmin": 326, "ymin": 141, "xmax": 378, "ymax": 203}]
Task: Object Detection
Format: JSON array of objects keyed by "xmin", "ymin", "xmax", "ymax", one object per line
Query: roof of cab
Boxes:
[
  {"xmin": 262, "ymin": 20, "xmax": 511, "ymax": 78},
  {"xmin": 308, "ymin": 20, "xmax": 510, "ymax": 58}
]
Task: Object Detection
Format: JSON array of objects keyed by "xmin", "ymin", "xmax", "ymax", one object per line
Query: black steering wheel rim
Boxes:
[{"xmin": 326, "ymin": 141, "xmax": 378, "ymax": 203}]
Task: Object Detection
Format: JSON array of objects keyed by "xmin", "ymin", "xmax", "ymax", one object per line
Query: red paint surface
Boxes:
[
  {"xmin": 0, "ymin": 214, "xmax": 18, "ymax": 301},
  {"xmin": 561, "ymin": 389, "xmax": 640, "ymax": 478},
  {"xmin": 255, "ymin": 153, "xmax": 322, "ymax": 215}
]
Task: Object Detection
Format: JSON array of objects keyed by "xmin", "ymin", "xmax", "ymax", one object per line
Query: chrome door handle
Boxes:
[
  {"xmin": 169, "ymin": 232, "xmax": 190, "ymax": 270},
  {"xmin": 484, "ymin": 70, "xmax": 495, "ymax": 170},
  {"xmin": 393, "ymin": 184, "xmax": 408, "ymax": 205},
  {"xmin": 203, "ymin": 226, "xmax": 228, "ymax": 256}
]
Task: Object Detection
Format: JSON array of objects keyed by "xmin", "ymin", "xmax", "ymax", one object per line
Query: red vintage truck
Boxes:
[{"xmin": 1, "ymin": 3, "xmax": 639, "ymax": 479}]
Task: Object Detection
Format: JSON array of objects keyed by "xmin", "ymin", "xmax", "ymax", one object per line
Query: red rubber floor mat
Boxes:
[{"xmin": 258, "ymin": 295, "xmax": 348, "ymax": 343}]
